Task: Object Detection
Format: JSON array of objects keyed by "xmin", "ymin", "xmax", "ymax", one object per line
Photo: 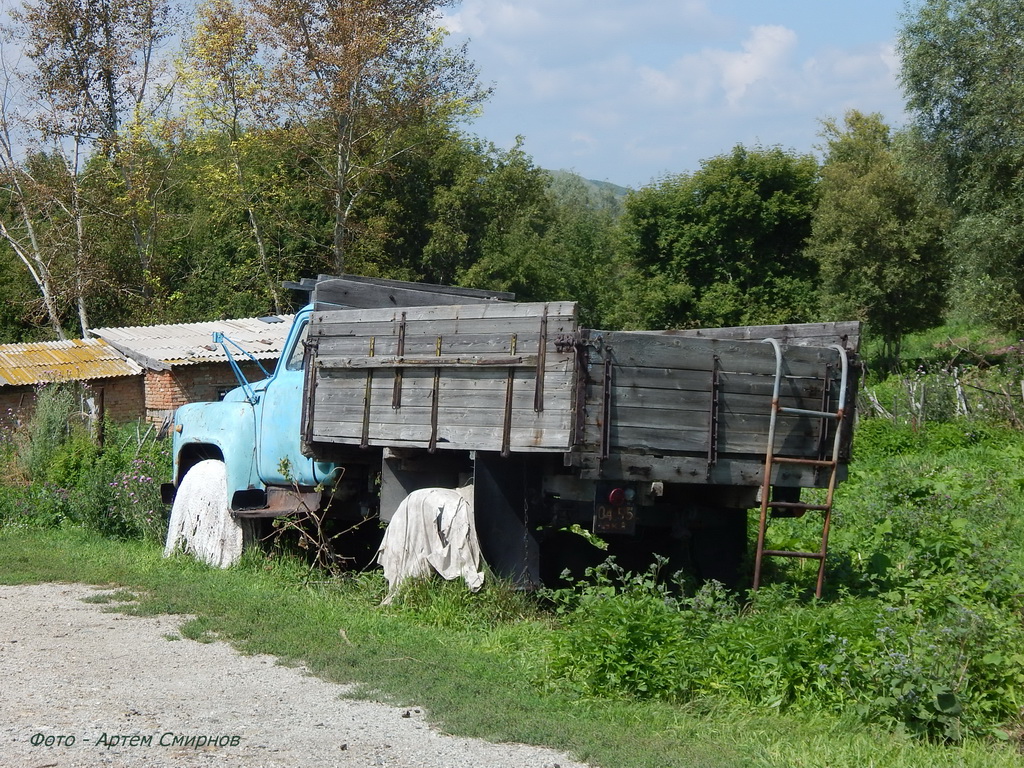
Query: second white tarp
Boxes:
[{"xmin": 375, "ymin": 486, "xmax": 484, "ymax": 604}]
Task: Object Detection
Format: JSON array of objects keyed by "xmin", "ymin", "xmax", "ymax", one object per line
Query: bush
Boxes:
[
  {"xmin": 547, "ymin": 565, "xmax": 1024, "ymax": 740},
  {"xmin": 0, "ymin": 384, "xmax": 169, "ymax": 542},
  {"xmin": 545, "ymin": 421, "xmax": 1024, "ymax": 743},
  {"xmin": 76, "ymin": 432, "xmax": 167, "ymax": 541},
  {"xmin": 548, "ymin": 563, "xmax": 693, "ymax": 700},
  {"xmin": 23, "ymin": 383, "xmax": 79, "ymax": 482}
]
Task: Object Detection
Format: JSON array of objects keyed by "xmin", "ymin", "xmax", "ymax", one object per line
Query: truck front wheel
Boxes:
[{"xmin": 164, "ymin": 459, "xmax": 254, "ymax": 568}]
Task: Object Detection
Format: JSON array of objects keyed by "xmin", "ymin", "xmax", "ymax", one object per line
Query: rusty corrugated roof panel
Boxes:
[
  {"xmin": 90, "ymin": 315, "xmax": 294, "ymax": 369},
  {"xmin": 0, "ymin": 338, "xmax": 143, "ymax": 387}
]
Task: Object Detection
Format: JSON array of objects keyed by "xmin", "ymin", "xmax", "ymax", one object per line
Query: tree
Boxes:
[
  {"xmin": 178, "ymin": 0, "xmax": 285, "ymax": 311},
  {"xmin": 617, "ymin": 145, "xmax": 820, "ymax": 329},
  {"xmin": 899, "ymin": 0, "xmax": 1024, "ymax": 331},
  {"xmin": 0, "ymin": 64, "xmax": 68, "ymax": 338},
  {"xmin": 246, "ymin": 0, "xmax": 489, "ymax": 273},
  {"xmin": 807, "ymin": 111, "xmax": 950, "ymax": 365},
  {"xmin": 5, "ymin": 0, "xmax": 178, "ymax": 330}
]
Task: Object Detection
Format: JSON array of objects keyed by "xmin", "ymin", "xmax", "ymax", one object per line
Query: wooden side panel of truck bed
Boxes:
[
  {"xmin": 304, "ymin": 299, "xmax": 859, "ymax": 488},
  {"xmin": 304, "ymin": 302, "xmax": 579, "ymax": 453},
  {"xmin": 570, "ymin": 329, "xmax": 857, "ymax": 487}
]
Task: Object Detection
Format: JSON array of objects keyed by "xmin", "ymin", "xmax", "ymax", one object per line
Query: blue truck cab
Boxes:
[{"xmin": 163, "ymin": 305, "xmax": 341, "ymax": 516}]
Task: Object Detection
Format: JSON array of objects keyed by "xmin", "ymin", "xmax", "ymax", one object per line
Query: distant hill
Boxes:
[
  {"xmin": 549, "ymin": 169, "xmax": 630, "ymax": 194},
  {"xmin": 546, "ymin": 170, "xmax": 631, "ymax": 215}
]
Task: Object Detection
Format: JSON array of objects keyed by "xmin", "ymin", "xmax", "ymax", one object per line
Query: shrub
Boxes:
[
  {"xmin": 0, "ymin": 385, "xmax": 169, "ymax": 542},
  {"xmin": 74, "ymin": 424, "xmax": 168, "ymax": 541},
  {"xmin": 545, "ymin": 484, "xmax": 1024, "ymax": 742},
  {"xmin": 23, "ymin": 383, "xmax": 79, "ymax": 482}
]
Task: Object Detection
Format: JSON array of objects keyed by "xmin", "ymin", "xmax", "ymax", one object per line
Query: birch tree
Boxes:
[
  {"xmin": 10, "ymin": 0, "xmax": 178, "ymax": 307},
  {"xmin": 0, "ymin": 61, "xmax": 67, "ymax": 338}
]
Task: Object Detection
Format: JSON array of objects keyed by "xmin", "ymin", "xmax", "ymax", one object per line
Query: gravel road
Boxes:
[{"xmin": 0, "ymin": 583, "xmax": 589, "ymax": 768}]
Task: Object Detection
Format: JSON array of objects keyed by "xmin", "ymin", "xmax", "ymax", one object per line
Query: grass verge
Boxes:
[{"xmin": 1, "ymin": 525, "xmax": 1021, "ymax": 768}]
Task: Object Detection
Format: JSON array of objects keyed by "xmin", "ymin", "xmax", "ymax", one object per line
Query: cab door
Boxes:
[{"xmin": 255, "ymin": 313, "xmax": 320, "ymax": 486}]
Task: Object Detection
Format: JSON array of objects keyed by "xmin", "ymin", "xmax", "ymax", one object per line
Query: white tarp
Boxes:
[
  {"xmin": 164, "ymin": 459, "xmax": 253, "ymax": 568},
  {"xmin": 375, "ymin": 486, "xmax": 484, "ymax": 604}
]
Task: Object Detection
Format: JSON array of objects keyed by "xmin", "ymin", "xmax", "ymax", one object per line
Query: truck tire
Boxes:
[{"xmin": 164, "ymin": 459, "xmax": 254, "ymax": 568}]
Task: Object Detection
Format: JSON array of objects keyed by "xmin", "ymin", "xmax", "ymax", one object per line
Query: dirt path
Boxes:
[{"xmin": 0, "ymin": 583, "xmax": 588, "ymax": 768}]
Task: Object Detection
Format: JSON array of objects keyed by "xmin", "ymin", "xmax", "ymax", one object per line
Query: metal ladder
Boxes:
[{"xmin": 752, "ymin": 339, "xmax": 850, "ymax": 598}]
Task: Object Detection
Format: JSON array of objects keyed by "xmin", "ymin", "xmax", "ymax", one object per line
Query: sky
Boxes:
[{"xmin": 440, "ymin": 0, "xmax": 910, "ymax": 189}]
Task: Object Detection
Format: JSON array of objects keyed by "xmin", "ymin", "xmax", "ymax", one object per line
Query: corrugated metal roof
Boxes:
[
  {"xmin": 0, "ymin": 338, "xmax": 143, "ymax": 387},
  {"xmin": 90, "ymin": 315, "xmax": 295, "ymax": 369}
]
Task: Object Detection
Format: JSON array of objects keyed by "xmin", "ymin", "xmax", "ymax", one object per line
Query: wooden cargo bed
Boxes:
[{"xmin": 303, "ymin": 300, "xmax": 859, "ymax": 488}]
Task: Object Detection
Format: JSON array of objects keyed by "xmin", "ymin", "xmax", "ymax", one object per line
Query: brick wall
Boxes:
[
  {"xmin": 92, "ymin": 378, "xmax": 146, "ymax": 422},
  {"xmin": 145, "ymin": 361, "xmax": 268, "ymax": 423},
  {"xmin": 0, "ymin": 386, "xmax": 34, "ymax": 427},
  {"xmin": 0, "ymin": 362, "xmax": 271, "ymax": 427},
  {"xmin": 0, "ymin": 376, "xmax": 146, "ymax": 426}
]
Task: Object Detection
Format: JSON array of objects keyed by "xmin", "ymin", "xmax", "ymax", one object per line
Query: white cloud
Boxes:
[
  {"xmin": 441, "ymin": 2, "xmax": 545, "ymax": 37},
  {"xmin": 710, "ymin": 25, "xmax": 798, "ymax": 107},
  {"xmin": 445, "ymin": 0, "xmax": 905, "ymax": 186}
]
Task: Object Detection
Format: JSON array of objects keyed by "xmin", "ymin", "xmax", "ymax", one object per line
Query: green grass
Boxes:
[
  {"xmin": 862, "ymin": 319, "xmax": 1017, "ymax": 374},
  {"xmin": 1, "ymin": 525, "xmax": 1021, "ymax": 768}
]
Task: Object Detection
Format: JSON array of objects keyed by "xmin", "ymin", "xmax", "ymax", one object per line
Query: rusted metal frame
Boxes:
[
  {"xmin": 812, "ymin": 344, "xmax": 851, "ymax": 598},
  {"xmin": 428, "ymin": 336, "xmax": 442, "ymax": 453},
  {"xmin": 706, "ymin": 354, "xmax": 721, "ymax": 479},
  {"xmin": 235, "ymin": 487, "xmax": 321, "ymax": 518},
  {"xmin": 392, "ymin": 312, "xmax": 407, "ymax": 409},
  {"xmin": 501, "ymin": 334, "xmax": 518, "ymax": 457},
  {"xmin": 753, "ymin": 338, "xmax": 784, "ymax": 593},
  {"xmin": 360, "ymin": 336, "xmax": 375, "ymax": 449},
  {"xmin": 323, "ymin": 354, "xmax": 538, "ymax": 368},
  {"xmin": 534, "ymin": 306, "xmax": 548, "ymax": 413},
  {"xmin": 761, "ymin": 549, "xmax": 826, "ymax": 559},
  {"xmin": 812, "ymin": 362, "xmax": 835, "ymax": 484},
  {"xmin": 300, "ymin": 338, "xmax": 319, "ymax": 453},
  {"xmin": 568, "ymin": 335, "xmax": 591, "ymax": 463}
]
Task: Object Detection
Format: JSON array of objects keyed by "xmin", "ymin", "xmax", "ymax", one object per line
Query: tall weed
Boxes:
[{"xmin": 0, "ymin": 384, "xmax": 168, "ymax": 541}]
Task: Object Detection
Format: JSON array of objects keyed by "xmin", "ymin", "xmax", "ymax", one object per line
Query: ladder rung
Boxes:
[
  {"xmin": 770, "ymin": 456, "xmax": 837, "ymax": 467},
  {"xmin": 769, "ymin": 501, "xmax": 830, "ymax": 512},
  {"xmin": 778, "ymin": 406, "xmax": 839, "ymax": 420},
  {"xmin": 762, "ymin": 550, "xmax": 826, "ymax": 560}
]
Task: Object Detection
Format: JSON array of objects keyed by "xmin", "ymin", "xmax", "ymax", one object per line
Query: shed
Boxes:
[
  {"xmin": 0, "ymin": 338, "xmax": 145, "ymax": 424},
  {"xmin": 90, "ymin": 315, "xmax": 294, "ymax": 423}
]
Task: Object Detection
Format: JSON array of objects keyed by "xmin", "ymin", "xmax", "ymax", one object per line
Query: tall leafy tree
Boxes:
[
  {"xmin": 807, "ymin": 110, "xmax": 950, "ymax": 364},
  {"xmin": 245, "ymin": 0, "xmax": 489, "ymax": 273},
  {"xmin": 899, "ymin": 0, "xmax": 1024, "ymax": 331},
  {"xmin": 618, "ymin": 145, "xmax": 819, "ymax": 329},
  {"xmin": 178, "ymin": 0, "xmax": 285, "ymax": 311}
]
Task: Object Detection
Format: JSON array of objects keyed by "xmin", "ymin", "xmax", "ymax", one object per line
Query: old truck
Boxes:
[{"xmin": 161, "ymin": 275, "xmax": 860, "ymax": 595}]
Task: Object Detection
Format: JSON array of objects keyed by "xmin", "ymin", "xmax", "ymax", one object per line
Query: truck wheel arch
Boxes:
[{"xmin": 176, "ymin": 444, "xmax": 224, "ymax": 486}]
